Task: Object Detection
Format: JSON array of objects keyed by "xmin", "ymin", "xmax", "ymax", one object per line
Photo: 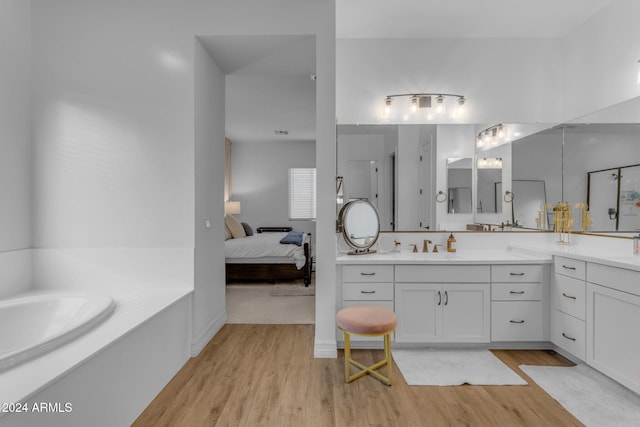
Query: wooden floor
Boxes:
[{"xmin": 134, "ymin": 325, "xmax": 582, "ymax": 427}]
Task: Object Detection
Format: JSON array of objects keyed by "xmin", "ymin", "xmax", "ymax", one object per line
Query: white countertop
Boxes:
[
  {"xmin": 509, "ymin": 242, "xmax": 640, "ymax": 272},
  {"xmin": 336, "ymin": 249, "xmax": 552, "ymax": 265}
]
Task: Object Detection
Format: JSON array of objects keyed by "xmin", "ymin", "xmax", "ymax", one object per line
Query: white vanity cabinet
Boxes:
[
  {"xmin": 586, "ymin": 263, "xmax": 640, "ymax": 393},
  {"xmin": 340, "ymin": 264, "xmax": 394, "ymax": 342},
  {"xmin": 394, "ymin": 265, "xmax": 491, "ymax": 343},
  {"xmin": 491, "ymin": 265, "xmax": 546, "ymax": 342},
  {"xmin": 551, "ymin": 256, "xmax": 587, "ymax": 360}
]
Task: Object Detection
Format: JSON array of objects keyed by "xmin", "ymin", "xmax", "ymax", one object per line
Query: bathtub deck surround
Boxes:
[
  {"xmin": 0, "ymin": 247, "xmax": 195, "ymax": 426},
  {"xmin": 0, "ymin": 287, "xmax": 192, "ymax": 426}
]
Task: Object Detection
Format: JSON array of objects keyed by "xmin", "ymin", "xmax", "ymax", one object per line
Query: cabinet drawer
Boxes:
[
  {"xmin": 491, "ymin": 283, "xmax": 542, "ymax": 301},
  {"xmin": 551, "ymin": 309, "xmax": 585, "ymax": 361},
  {"xmin": 343, "ymin": 282, "xmax": 394, "ymax": 301},
  {"xmin": 395, "ymin": 265, "xmax": 490, "ymax": 283},
  {"xmin": 491, "ymin": 301, "xmax": 543, "ymax": 341},
  {"xmin": 587, "ymin": 263, "xmax": 640, "ymax": 297},
  {"xmin": 553, "ymin": 274, "xmax": 586, "ymax": 320},
  {"xmin": 342, "ymin": 265, "xmax": 393, "ymax": 283},
  {"xmin": 554, "ymin": 256, "xmax": 586, "ymax": 280},
  {"xmin": 491, "ymin": 265, "xmax": 544, "ymax": 283}
]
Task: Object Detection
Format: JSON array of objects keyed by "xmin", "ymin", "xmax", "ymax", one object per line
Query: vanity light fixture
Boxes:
[
  {"xmin": 336, "ymin": 176, "xmax": 344, "ymax": 204},
  {"xmin": 476, "ymin": 124, "xmax": 509, "ymax": 150},
  {"xmin": 382, "ymin": 92, "xmax": 467, "ymax": 120},
  {"xmin": 477, "ymin": 157, "xmax": 503, "ymax": 169}
]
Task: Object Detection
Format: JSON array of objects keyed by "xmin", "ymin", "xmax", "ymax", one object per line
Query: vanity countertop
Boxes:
[
  {"xmin": 509, "ymin": 243, "xmax": 640, "ymax": 272},
  {"xmin": 336, "ymin": 249, "xmax": 552, "ymax": 265}
]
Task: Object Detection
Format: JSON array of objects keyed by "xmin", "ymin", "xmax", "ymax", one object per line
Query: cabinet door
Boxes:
[
  {"xmin": 587, "ymin": 283, "xmax": 640, "ymax": 392},
  {"xmin": 442, "ymin": 283, "xmax": 490, "ymax": 343},
  {"xmin": 394, "ymin": 283, "xmax": 441, "ymax": 342}
]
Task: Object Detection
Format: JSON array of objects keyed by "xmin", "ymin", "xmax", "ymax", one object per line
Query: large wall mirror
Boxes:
[{"xmin": 337, "ymin": 96, "xmax": 640, "ymax": 234}]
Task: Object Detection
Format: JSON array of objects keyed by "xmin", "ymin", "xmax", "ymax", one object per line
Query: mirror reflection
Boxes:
[
  {"xmin": 338, "ymin": 200, "xmax": 380, "ymax": 254},
  {"xmin": 337, "ymin": 96, "xmax": 640, "ymax": 233},
  {"xmin": 447, "ymin": 158, "xmax": 472, "ymax": 214}
]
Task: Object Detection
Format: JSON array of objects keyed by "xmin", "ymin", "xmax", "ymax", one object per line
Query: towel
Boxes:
[{"xmin": 280, "ymin": 231, "xmax": 305, "ymax": 246}]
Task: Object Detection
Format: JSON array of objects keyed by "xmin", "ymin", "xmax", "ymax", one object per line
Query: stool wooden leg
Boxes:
[{"xmin": 343, "ymin": 330, "xmax": 351, "ymax": 383}]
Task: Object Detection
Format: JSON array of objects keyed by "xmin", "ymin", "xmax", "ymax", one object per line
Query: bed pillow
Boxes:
[
  {"xmin": 225, "ymin": 215, "xmax": 246, "ymax": 238},
  {"xmin": 279, "ymin": 231, "xmax": 304, "ymax": 246},
  {"xmin": 225, "ymin": 224, "xmax": 232, "ymax": 240},
  {"xmin": 241, "ymin": 222, "xmax": 254, "ymax": 236}
]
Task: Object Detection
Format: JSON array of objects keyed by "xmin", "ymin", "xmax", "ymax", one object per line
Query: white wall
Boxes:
[
  {"xmin": 337, "ymin": 38, "xmax": 565, "ymax": 125},
  {"xmin": 28, "ymin": 0, "xmax": 336, "ymax": 358},
  {"xmin": 0, "ymin": 0, "xmax": 31, "ymax": 297},
  {"xmin": 193, "ymin": 39, "xmax": 227, "ymax": 354},
  {"xmin": 562, "ymin": 0, "xmax": 640, "ymax": 121},
  {"xmin": 231, "ymin": 139, "xmax": 316, "ymax": 238}
]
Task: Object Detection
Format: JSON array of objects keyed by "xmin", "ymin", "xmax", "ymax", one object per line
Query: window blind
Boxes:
[{"xmin": 288, "ymin": 168, "xmax": 316, "ymax": 220}]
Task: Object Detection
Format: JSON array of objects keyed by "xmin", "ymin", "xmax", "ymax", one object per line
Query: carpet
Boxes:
[
  {"xmin": 520, "ymin": 363, "xmax": 640, "ymax": 427},
  {"xmin": 270, "ymin": 284, "xmax": 315, "ymax": 296},
  {"xmin": 226, "ymin": 285, "xmax": 315, "ymax": 324},
  {"xmin": 393, "ymin": 349, "xmax": 527, "ymax": 386}
]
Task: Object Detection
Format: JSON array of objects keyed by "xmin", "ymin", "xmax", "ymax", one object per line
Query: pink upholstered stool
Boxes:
[{"xmin": 336, "ymin": 305, "xmax": 397, "ymax": 385}]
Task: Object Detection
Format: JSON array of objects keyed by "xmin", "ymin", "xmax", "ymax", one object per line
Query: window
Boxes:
[{"xmin": 288, "ymin": 168, "xmax": 316, "ymax": 220}]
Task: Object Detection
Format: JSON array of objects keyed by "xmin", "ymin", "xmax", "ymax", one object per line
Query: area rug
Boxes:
[
  {"xmin": 270, "ymin": 284, "xmax": 315, "ymax": 296},
  {"xmin": 520, "ymin": 363, "xmax": 640, "ymax": 427},
  {"xmin": 393, "ymin": 349, "xmax": 527, "ymax": 386}
]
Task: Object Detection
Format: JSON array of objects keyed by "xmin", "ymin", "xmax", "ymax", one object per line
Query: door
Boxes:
[
  {"xmin": 588, "ymin": 169, "xmax": 620, "ymax": 231},
  {"xmin": 441, "ymin": 283, "xmax": 491, "ymax": 342},
  {"xmin": 394, "ymin": 283, "xmax": 441, "ymax": 342}
]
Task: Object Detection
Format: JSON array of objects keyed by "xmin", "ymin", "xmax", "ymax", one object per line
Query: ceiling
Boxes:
[
  {"xmin": 337, "ymin": 0, "xmax": 613, "ymax": 39},
  {"xmin": 208, "ymin": 1, "xmax": 613, "ymax": 144}
]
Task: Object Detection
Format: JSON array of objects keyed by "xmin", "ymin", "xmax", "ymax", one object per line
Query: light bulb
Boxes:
[
  {"xmin": 497, "ymin": 125, "xmax": 505, "ymax": 139},
  {"xmin": 384, "ymin": 97, "xmax": 392, "ymax": 115},
  {"xmin": 455, "ymin": 97, "xmax": 466, "ymax": 116},
  {"xmin": 411, "ymin": 96, "xmax": 419, "ymax": 113},
  {"xmin": 435, "ymin": 95, "xmax": 445, "ymax": 114}
]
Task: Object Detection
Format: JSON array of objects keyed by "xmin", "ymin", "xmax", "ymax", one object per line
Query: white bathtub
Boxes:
[{"xmin": 0, "ymin": 292, "xmax": 115, "ymax": 372}]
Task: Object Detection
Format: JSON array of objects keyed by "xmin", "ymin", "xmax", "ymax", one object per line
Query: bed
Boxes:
[{"xmin": 225, "ymin": 230, "xmax": 312, "ymax": 286}]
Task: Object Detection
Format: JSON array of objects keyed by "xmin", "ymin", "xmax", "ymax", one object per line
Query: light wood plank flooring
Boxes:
[{"xmin": 134, "ymin": 325, "xmax": 581, "ymax": 427}]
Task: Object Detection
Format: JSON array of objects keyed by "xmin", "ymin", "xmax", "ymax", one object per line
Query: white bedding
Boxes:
[{"xmin": 224, "ymin": 232, "xmax": 307, "ymax": 269}]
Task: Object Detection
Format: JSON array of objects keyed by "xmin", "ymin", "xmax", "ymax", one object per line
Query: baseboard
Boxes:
[
  {"xmin": 191, "ymin": 310, "xmax": 226, "ymax": 357},
  {"xmin": 314, "ymin": 339, "xmax": 337, "ymax": 358}
]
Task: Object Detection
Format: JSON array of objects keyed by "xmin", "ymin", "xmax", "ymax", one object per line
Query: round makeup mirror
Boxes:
[{"xmin": 337, "ymin": 200, "xmax": 380, "ymax": 254}]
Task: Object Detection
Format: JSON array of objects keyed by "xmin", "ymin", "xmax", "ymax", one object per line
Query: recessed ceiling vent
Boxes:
[{"xmin": 274, "ymin": 130, "xmax": 289, "ymax": 135}]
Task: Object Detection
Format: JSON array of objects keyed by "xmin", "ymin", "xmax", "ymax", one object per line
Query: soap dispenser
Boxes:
[{"xmin": 447, "ymin": 233, "xmax": 457, "ymax": 253}]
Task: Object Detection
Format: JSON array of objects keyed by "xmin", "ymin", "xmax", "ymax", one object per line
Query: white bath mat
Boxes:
[
  {"xmin": 520, "ymin": 364, "xmax": 640, "ymax": 427},
  {"xmin": 393, "ymin": 349, "xmax": 527, "ymax": 386}
]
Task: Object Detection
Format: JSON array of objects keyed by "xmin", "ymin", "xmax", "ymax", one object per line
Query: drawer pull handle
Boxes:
[
  {"xmin": 360, "ymin": 290, "xmax": 376, "ymax": 294},
  {"xmin": 562, "ymin": 265, "xmax": 577, "ymax": 271},
  {"xmin": 360, "ymin": 272, "xmax": 376, "ymax": 276},
  {"xmin": 562, "ymin": 293, "xmax": 577, "ymax": 300},
  {"xmin": 562, "ymin": 332, "xmax": 576, "ymax": 341},
  {"xmin": 510, "ymin": 320, "xmax": 525, "ymax": 324},
  {"xmin": 444, "ymin": 291, "xmax": 449, "ymax": 306},
  {"xmin": 437, "ymin": 291, "xmax": 442, "ymax": 306},
  {"xmin": 510, "ymin": 272, "xmax": 525, "ymax": 276},
  {"xmin": 510, "ymin": 291, "xmax": 525, "ymax": 295}
]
